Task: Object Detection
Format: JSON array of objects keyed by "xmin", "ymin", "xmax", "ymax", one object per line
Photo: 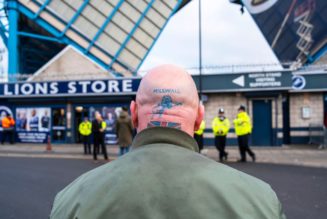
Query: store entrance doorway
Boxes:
[{"xmin": 74, "ymin": 106, "xmax": 90, "ymax": 143}]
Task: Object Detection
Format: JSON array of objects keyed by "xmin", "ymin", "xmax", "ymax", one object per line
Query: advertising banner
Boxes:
[
  {"xmin": 247, "ymin": 0, "xmax": 327, "ymax": 64},
  {"xmin": 16, "ymin": 107, "xmax": 51, "ymax": 143}
]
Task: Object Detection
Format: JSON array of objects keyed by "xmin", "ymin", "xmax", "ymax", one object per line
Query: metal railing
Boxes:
[{"xmin": 308, "ymin": 123, "xmax": 326, "ymax": 149}]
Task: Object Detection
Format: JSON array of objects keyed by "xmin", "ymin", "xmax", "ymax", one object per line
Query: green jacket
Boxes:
[{"xmin": 50, "ymin": 127, "xmax": 286, "ymax": 219}]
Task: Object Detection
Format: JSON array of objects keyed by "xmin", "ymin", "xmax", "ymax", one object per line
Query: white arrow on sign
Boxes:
[{"xmin": 232, "ymin": 75, "xmax": 245, "ymax": 87}]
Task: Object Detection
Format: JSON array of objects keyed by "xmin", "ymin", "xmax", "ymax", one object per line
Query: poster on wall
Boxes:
[
  {"xmin": 89, "ymin": 106, "xmax": 126, "ymax": 145},
  {"xmin": 16, "ymin": 107, "xmax": 51, "ymax": 143}
]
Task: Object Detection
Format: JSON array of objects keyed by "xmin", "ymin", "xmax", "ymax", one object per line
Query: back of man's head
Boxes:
[{"xmin": 130, "ymin": 64, "xmax": 204, "ymax": 136}]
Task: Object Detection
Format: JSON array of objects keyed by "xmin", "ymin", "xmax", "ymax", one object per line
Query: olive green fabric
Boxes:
[
  {"xmin": 50, "ymin": 127, "xmax": 286, "ymax": 219},
  {"xmin": 115, "ymin": 111, "xmax": 133, "ymax": 147}
]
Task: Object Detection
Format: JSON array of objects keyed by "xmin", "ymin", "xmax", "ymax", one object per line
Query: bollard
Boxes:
[{"xmin": 46, "ymin": 135, "xmax": 52, "ymax": 152}]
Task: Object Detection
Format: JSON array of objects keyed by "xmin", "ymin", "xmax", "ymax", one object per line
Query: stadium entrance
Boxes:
[
  {"xmin": 74, "ymin": 106, "xmax": 89, "ymax": 144},
  {"xmin": 252, "ymin": 99, "xmax": 273, "ymax": 146}
]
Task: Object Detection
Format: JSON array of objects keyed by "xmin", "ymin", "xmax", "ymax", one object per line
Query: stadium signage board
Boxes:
[
  {"xmin": 0, "ymin": 78, "xmax": 141, "ymax": 98},
  {"xmin": 193, "ymin": 71, "xmax": 292, "ymax": 92}
]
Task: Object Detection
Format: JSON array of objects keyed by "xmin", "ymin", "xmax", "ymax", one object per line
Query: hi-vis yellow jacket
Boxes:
[
  {"xmin": 233, "ymin": 112, "xmax": 252, "ymax": 136},
  {"xmin": 212, "ymin": 117, "xmax": 230, "ymax": 136},
  {"xmin": 194, "ymin": 120, "xmax": 206, "ymax": 135},
  {"xmin": 79, "ymin": 121, "xmax": 92, "ymax": 136}
]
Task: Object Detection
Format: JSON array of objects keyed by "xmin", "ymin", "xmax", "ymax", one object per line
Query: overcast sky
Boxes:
[
  {"xmin": 140, "ymin": 0, "xmax": 280, "ymax": 72},
  {"xmin": 0, "ymin": 0, "xmax": 281, "ymax": 79}
]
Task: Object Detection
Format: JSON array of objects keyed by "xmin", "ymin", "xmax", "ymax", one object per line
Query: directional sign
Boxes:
[
  {"xmin": 193, "ymin": 71, "xmax": 292, "ymax": 92},
  {"xmin": 232, "ymin": 75, "xmax": 245, "ymax": 87}
]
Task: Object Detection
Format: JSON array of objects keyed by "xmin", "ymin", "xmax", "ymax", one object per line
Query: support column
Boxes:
[{"xmin": 8, "ymin": 0, "xmax": 19, "ymax": 82}]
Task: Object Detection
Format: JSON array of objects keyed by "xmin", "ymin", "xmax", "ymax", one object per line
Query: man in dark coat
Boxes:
[
  {"xmin": 115, "ymin": 107, "xmax": 133, "ymax": 156},
  {"xmin": 92, "ymin": 112, "xmax": 108, "ymax": 162}
]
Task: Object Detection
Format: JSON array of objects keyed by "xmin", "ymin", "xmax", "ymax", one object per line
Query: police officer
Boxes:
[
  {"xmin": 194, "ymin": 120, "xmax": 205, "ymax": 152},
  {"xmin": 92, "ymin": 112, "xmax": 109, "ymax": 162},
  {"xmin": 79, "ymin": 117, "xmax": 92, "ymax": 155},
  {"xmin": 212, "ymin": 108, "xmax": 230, "ymax": 162},
  {"xmin": 233, "ymin": 105, "xmax": 256, "ymax": 162}
]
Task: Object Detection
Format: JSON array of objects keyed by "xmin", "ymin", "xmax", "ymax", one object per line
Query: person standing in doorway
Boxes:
[
  {"xmin": 92, "ymin": 112, "xmax": 108, "ymax": 162},
  {"xmin": 1, "ymin": 113, "xmax": 15, "ymax": 144},
  {"xmin": 194, "ymin": 120, "xmax": 205, "ymax": 152},
  {"xmin": 115, "ymin": 107, "xmax": 133, "ymax": 156},
  {"xmin": 234, "ymin": 105, "xmax": 256, "ymax": 162},
  {"xmin": 79, "ymin": 117, "xmax": 92, "ymax": 155},
  {"xmin": 212, "ymin": 108, "xmax": 230, "ymax": 162}
]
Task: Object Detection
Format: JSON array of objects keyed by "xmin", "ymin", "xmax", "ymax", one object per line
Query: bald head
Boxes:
[{"xmin": 130, "ymin": 64, "xmax": 204, "ymax": 136}]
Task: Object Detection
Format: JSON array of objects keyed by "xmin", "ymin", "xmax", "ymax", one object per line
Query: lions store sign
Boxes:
[{"xmin": 0, "ymin": 78, "xmax": 141, "ymax": 98}]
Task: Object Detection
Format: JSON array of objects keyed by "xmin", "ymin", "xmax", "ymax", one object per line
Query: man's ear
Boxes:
[
  {"xmin": 194, "ymin": 102, "xmax": 205, "ymax": 131},
  {"xmin": 130, "ymin": 101, "xmax": 138, "ymax": 128}
]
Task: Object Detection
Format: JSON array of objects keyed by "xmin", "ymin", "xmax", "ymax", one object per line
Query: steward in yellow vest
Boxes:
[
  {"xmin": 79, "ymin": 117, "xmax": 92, "ymax": 155},
  {"xmin": 233, "ymin": 105, "xmax": 256, "ymax": 162},
  {"xmin": 194, "ymin": 120, "xmax": 205, "ymax": 152},
  {"xmin": 212, "ymin": 108, "xmax": 230, "ymax": 162}
]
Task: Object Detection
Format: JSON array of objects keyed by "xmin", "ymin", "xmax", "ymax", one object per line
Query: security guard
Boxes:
[
  {"xmin": 1, "ymin": 113, "xmax": 15, "ymax": 144},
  {"xmin": 79, "ymin": 117, "xmax": 92, "ymax": 154},
  {"xmin": 233, "ymin": 105, "xmax": 256, "ymax": 162},
  {"xmin": 194, "ymin": 120, "xmax": 205, "ymax": 152},
  {"xmin": 212, "ymin": 108, "xmax": 230, "ymax": 162}
]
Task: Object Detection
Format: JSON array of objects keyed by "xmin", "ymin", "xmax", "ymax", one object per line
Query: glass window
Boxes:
[{"xmin": 52, "ymin": 108, "xmax": 66, "ymax": 142}]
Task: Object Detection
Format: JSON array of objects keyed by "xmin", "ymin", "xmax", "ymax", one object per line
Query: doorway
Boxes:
[
  {"xmin": 252, "ymin": 99, "xmax": 273, "ymax": 146},
  {"xmin": 51, "ymin": 107, "xmax": 66, "ymax": 143},
  {"xmin": 74, "ymin": 106, "xmax": 89, "ymax": 143}
]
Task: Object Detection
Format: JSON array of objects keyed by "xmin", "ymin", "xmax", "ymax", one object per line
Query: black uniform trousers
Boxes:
[
  {"xmin": 215, "ymin": 135, "xmax": 228, "ymax": 160},
  {"xmin": 93, "ymin": 133, "xmax": 108, "ymax": 160},
  {"xmin": 237, "ymin": 134, "xmax": 255, "ymax": 161},
  {"xmin": 194, "ymin": 134, "xmax": 203, "ymax": 151},
  {"xmin": 82, "ymin": 135, "xmax": 91, "ymax": 154},
  {"xmin": 1, "ymin": 130, "xmax": 14, "ymax": 144}
]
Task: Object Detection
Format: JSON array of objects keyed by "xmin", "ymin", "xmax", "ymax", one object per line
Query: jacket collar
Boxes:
[{"xmin": 132, "ymin": 127, "xmax": 199, "ymax": 152}]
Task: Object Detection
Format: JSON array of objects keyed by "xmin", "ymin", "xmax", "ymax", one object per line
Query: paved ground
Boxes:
[
  {"xmin": 1, "ymin": 143, "xmax": 327, "ymax": 219},
  {"xmin": 0, "ymin": 157, "xmax": 326, "ymax": 219},
  {"xmin": 1, "ymin": 143, "xmax": 327, "ymax": 168}
]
